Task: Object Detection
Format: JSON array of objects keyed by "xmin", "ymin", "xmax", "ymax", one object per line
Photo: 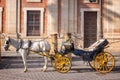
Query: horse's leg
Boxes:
[
  {"xmin": 20, "ymin": 49, "xmax": 28, "ymax": 72},
  {"xmin": 41, "ymin": 52, "xmax": 48, "ymax": 72}
]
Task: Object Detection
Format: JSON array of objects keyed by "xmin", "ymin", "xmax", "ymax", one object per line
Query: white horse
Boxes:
[{"xmin": 3, "ymin": 36, "xmax": 50, "ymax": 72}]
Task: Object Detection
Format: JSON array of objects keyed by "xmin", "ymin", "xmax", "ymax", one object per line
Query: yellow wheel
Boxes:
[
  {"xmin": 51, "ymin": 53, "xmax": 62, "ymax": 68},
  {"xmin": 55, "ymin": 56, "xmax": 72, "ymax": 73},
  {"xmin": 94, "ymin": 52, "xmax": 115, "ymax": 73}
]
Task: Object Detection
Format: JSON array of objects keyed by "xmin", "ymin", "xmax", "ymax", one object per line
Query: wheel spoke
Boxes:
[{"xmin": 105, "ymin": 65, "xmax": 108, "ymax": 71}]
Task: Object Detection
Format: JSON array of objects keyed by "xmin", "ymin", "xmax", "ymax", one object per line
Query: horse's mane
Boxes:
[{"xmin": 9, "ymin": 37, "xmax": 20, "ymax": 49}]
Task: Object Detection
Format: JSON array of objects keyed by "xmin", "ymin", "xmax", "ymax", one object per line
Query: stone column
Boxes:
[
  {"xmin": 17, "ymin": 0, "xmax": 21, "ymax": 33},
  {"xmin": 61, "ymin": 0, "xmax": 69, "ymax": 33},
  {"xmin": 69, "ymin": 0, "xmax": 74, "ymax": 33},
  {"xmin": 47, "ymin": 0, "xmax": 58, "ymax": 34},
  {"xmin": 74, "ymin": 0, "xmax": 77, "ymax": 33},
  {"xmin": 61, "ymin": 0, "xmax": 77, "ymax": 34},
  {"xmin": 6, "ymin": 0, "xmax": 17, "ymax": 34},
  {"xmin": 68, "ymin": 0, "xmax": 77, "ymax": 33}
]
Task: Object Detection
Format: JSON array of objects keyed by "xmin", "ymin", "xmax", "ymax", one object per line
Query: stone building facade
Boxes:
[{"xmin": 0, "ymin": 0, "xmax": 120, "ymax": 52}]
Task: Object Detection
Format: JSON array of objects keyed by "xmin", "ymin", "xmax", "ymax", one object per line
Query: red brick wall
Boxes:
[{"xmin": 21, "ymin": 0, "xmax": 48, "ymax": 35}]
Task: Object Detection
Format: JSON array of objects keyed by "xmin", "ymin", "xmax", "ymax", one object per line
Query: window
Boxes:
[
  {"xmin": 24, "ymin": 8, "xmax": 44, "ymax": 37},
  {"xmin": 27, "ymin": 11, "xmax": 40, "ymax": 36},
  {"xmin": 84, "ymin": 0, "xmax": 98, "ymax": 3},
  {"xmin": 27, "ymin": 0, "xmax": 42, "ymax": 2}
]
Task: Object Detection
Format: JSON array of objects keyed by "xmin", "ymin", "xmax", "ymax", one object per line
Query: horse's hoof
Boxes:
[
  {"xmin": 24, "ymin": 69, "xmax": 28, "ymax": 72},
  {"xmin": 41, "ymin": 69, "xmax": 47, "ymax": 72}
]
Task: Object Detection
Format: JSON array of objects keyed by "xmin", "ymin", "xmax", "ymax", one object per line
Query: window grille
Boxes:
[{"xmin": 27, "ymin": 11, "xmax": 40, "ymax": 36}]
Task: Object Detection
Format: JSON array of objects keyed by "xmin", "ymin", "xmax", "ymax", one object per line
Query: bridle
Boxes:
[{"xmin": 4, "ymin": 38, "xmax": 10, "ymax": 51}]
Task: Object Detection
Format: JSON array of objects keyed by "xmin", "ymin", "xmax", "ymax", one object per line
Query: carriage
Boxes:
[
  {"xmin": 50, "ymin": 38, "xmax": 115, "ymax": 74},
  {"xmin": 3, "ymin": 34, "xmax": 115, "ymax": 74}
]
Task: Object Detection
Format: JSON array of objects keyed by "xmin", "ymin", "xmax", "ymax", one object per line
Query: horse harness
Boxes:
[
  {"xmin": 16, "ymin": 39, "xmax": 23, "ymax": 52},
  {"xmin": 16, "ymin": 39, "xmax": 32, "ymax": 55}
]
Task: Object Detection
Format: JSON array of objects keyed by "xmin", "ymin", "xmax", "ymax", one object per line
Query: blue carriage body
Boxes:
[{"xmin": 61, "ymin": 39, "xmax": 109, "ymax": 61}]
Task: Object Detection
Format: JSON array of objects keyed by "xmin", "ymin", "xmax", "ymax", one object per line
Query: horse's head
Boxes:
[
  {"xmin": 2, "ymin": 33, "xmax": 22, "ymax": 51},
  {"xmin": 1, "ymin": 33, "xmax": 10, "ymax": 51},
  {"xmin": 4, "ymin": 37, "xmax": 10, "ymax": 51}
]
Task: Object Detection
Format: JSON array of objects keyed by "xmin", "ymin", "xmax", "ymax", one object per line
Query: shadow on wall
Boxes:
[{"xmin": 103, "ymin": 0, "xmax": 120, "ymax": 22}]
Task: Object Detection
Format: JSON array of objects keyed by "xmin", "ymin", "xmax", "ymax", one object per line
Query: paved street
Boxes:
[{"xmin": 0, "ymin": 51, "xmax": 120, "ymax": 80}]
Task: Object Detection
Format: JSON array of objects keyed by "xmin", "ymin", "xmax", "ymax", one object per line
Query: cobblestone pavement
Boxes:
[{"xmin": 0, "ymin": 51, "xmax": 120, "ymax": 80}]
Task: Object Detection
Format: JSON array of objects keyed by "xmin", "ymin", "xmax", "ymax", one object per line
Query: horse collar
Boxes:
[{"xmin": 16, "ymin": 39, "xmax": 23, "ymax": 52}]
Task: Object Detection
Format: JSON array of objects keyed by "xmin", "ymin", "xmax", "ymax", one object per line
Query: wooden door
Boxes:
[{"xmin": 84, "ymin": 11, "xmax": 97, "ymax": 48}]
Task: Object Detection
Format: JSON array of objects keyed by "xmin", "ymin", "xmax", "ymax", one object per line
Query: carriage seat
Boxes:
[{"xmin": 85, "ymin": 39, "xmax": 109, "ymax": 52}]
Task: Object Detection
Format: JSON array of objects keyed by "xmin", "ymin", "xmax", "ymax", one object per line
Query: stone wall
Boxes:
[
  {"xmin": 103, "ymin": 0, "xmax": 120, "ymax": 52},
  {"xmin": 6, "ymin": 0, "xmax": 17, "ymax": 34}
]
